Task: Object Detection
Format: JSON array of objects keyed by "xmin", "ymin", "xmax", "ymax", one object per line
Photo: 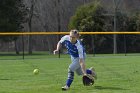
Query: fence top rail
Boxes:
[{"xmin": 0, "ymin": 32, "xmax": 140, "ymax": 35}]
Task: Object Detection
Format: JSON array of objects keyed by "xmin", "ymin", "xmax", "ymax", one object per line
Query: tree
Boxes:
[
  {"xmin": 0, "ymin": 0, "xmax": 27, "ymax": 41},
  {"xmin": 27, "ymin": 0, "xmax": 37, "ymax": 54},
  {"xmin": 0, "ymin": 0, "xmax": 27, "ymax": 54},
  {"xmin": 68, "ymin": 1, "xmax": 106, "ymax": 53},
  {"xmin": 124, "ymin": 12, "xmax": 140, "ymax": 53}
]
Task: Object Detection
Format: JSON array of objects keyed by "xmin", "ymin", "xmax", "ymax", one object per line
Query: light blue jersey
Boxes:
[{"xmin": 59, "ymin": 35, "xmax": 85, "ymax": 58}]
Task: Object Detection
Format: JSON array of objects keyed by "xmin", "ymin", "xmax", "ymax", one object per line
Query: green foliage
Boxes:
[
  {"xmin": 123, "ymin": 13, "xmax": 140, "ymax": 52},
  {"xmin": 0, "ymin": 0, "xmax": 27, "ymax": 42},
  {"xmin": 68, "ymin": 1, "xmax": 140, "ymax": 53},
  {"xmin": 68, "ymin": 1, "xmax": 106, "ymax": 53},
  {"xmin": 69, "ymin": 1, "xmax": 105, "ymax": 31},
  {"xmin": 126, "ymin": 13, "xmax": 140, "ymax": 31}
]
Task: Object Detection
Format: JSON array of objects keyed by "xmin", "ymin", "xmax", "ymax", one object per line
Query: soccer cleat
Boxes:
[
  {"xmin": 89, "ymin": 67, "xmax": 97, "ymax": 80},
  {"xmin": 62, "ymin": 85, "xmax": 70, "ymax": 91}
]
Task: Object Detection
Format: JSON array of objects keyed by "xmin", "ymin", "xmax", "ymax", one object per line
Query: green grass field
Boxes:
[{"xmin": 0, "ymin": 54, "xmax": 140, "ymax": 93}]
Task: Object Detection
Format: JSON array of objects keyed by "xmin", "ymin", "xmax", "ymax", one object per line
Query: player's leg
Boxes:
[
  {"xmin": 89, "ymin": 67, "xmax": 97, "ymax": 79},
  {"xmin": 75, "ymin": 55, "xmax": 93, "ymax": 75},
  {"xmin": 62, "ymin": 57, "xmax": 79, "ymax": 90},
  {"xmin": 66, "ymin": 68, "xmax": 74, "ymax": 86},
  {"xmin": 76, "ymin": 67, "xmax": 92, "ymax": 75},
  {"xmin": 76, "ymin": 66, "xmax": 97, "ymax": 79},
  {"xmin": 62, "ymin": 68, "xmax": 74, "ymax": 90}
]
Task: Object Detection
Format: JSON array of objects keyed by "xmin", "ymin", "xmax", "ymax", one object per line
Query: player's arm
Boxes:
[
  {"xmin": 53, "ymin": 41, "xmax": 62, "ymax": 54},
  {"xmin": 77, "ymin": 44, "xmax": 86, "ymax": 75},
  {"xmin": 79, "ymin": 58, "xmax": 86, "ymax": 75},
  {"xmin": 54, "ymin": 35, "xmax": 68, "ymax": 54}
]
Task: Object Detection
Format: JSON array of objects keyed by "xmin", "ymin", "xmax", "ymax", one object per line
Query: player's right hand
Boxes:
[{"xmin": 53, "ymin": 50, "xmax": 59, "ymax": 55}]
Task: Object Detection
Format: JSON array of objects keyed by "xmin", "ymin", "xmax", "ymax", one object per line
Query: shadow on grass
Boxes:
[
  {"xmin": 0, "ymin": 53, "xmax": 50, "ymax": 60},
  {"xmin": 94, "ymin": 86, "xmax": 128, "ymax": 90},
  {"xmin": 0, "ymin": 53, "xmax": 47, "ymax": 56},
  {"xmin": 0, "ymin": 78, "xmax": 11, "ymax": 80}
]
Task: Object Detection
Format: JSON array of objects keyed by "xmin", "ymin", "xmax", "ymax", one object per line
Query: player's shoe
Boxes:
[
  {"xmin": 62, "ymin": 85, "xmax": 70, "ymax": 91},
  {"xmin": 89, "ymin": 67, "xmax": 97, "ymax": 80}
]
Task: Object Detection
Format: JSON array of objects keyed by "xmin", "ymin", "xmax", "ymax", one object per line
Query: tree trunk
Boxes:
[
  {"xmin": 15, "ymin": 40, "xmax": 19, "ymax": 55},
  {"xmin": 113, "ymin": 12, "xmax": 117, "ymax": 54},
  {"xmin": 28, "ymin": 18, "xmax": 33, "ymax": 54},
  {"xmin": 91, "ymin": 35, "xmax": 95, "ymax": 56},
  {"xmin": 28, "ymin": 0, "xmax": 35, "ymax": 54},
  {"xmin": 28, "ymin": 35, "xmax": 32, "ymax": 54}
]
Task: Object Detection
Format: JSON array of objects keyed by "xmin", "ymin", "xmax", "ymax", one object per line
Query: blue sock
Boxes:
[
  {"xmin": 66, "ymin": 79, "xmax": 73, "ymax": 87},
  {"xmin": 86, "ymin": 69, "xmax": 92, "ymax": 74}
]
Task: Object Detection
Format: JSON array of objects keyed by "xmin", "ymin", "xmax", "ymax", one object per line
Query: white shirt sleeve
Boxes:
[{"xmin": 59, "ymin": 35, "xmax": 69, "ymax": 43}]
